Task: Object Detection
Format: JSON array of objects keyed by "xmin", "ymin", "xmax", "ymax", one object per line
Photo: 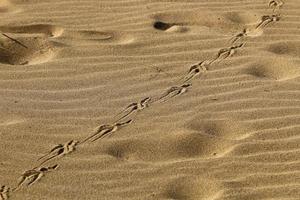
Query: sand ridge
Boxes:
[{"xmin": 1, "ymin": 0, "xmax": 300, "ymax": 199}]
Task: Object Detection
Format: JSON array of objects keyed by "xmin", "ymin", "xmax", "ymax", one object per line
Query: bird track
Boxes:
[{"xmin": 0, "ymin": 0, "xmax": 285, "ymax": 199}]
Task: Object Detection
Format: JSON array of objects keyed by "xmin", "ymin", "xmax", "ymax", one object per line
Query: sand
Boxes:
[{"xmin": 0, "ymin": 0, "xmax": 300, "ymax": 199}]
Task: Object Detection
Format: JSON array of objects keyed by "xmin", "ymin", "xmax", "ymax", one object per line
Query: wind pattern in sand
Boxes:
[{"xmin": 2, "ymin": 0, "xmax": 300, "ymax": 199}]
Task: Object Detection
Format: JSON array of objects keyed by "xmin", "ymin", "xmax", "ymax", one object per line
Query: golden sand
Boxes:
[{"xmin": 1, "ymin": 0, "xmax": 300, "ymax": 199}]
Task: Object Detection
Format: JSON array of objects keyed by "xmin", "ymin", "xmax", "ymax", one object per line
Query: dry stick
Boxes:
[{"xmin": 1, "ymin": 33, "xmax": 28, "ymax": 49}]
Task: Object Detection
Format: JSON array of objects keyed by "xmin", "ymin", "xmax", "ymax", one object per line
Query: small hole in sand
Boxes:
[{"xmin": 153, "ymin": 21, "xmax": 173, "ymax": 31}]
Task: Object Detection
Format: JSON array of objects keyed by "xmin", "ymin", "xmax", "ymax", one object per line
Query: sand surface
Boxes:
[{"xmin": 1, "ymin": 0, "xmax": 300, "ymax": 199}]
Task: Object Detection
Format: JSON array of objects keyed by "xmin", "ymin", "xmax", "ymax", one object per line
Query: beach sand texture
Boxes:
[{"xmin": 1, "ymin": 0, "xmax": 300, "ymax": 199}]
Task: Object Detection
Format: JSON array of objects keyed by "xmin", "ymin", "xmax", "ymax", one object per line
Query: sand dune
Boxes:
[{"xmin": 1, "ymin": 0, "xmax": 300, "ymax": 199}]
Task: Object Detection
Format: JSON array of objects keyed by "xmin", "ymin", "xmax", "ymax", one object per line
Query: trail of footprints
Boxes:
[{"xmin": 0, "ymin": 0, "xmax": 285, "ymax": 199}]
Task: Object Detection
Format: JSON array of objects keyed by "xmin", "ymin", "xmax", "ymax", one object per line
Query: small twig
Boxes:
[{"xmin": 1, "ymin": 33, "xmax": 28, "ymax": 49}]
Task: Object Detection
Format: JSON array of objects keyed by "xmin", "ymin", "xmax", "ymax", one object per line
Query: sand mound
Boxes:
[
  {"xmin": 266, "ymin": 41, "xmax": 300, "ymax": 57},
  {"xmin": 188, "ymin": 118, "xmax": 252, "ymax": 140},
  {"xmin": 162, "ymin": 176, "xmax": 222, "ymax": 200},
  {"xmin": 0, "ymin": 35, "xmax": 58, "ymax": 65},
  {"xmin": 99, "ymin": 131, "xmax": 232, "ymax": 162},
  {"xmin": 0, "ymin": 24, "xmax": 64, "ymax": 38},
  {"xmin": 245, "ymin": 57, "xmax": 300, "ymax": 80}
]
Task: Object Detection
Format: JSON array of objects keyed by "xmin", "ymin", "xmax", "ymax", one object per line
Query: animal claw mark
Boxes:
[
  {"xmin": 114, "ymin": 97, "xmax": 151, "ymax": 122},
  {"xmin": 37, "ymin": 140, "xmax": 78, "ymax": 166},
  {"xmin": 269, "ymin": 0, "xmax": 283, "ymax": 13},
  {"xmin": 154, "ymin": 83, "xmax": 192, "ymax": 103},
  {"xmin": 79, "ymin": 119, "xmax": 132, "ymax": 144},
  {"xmin": 256, "ymin": 14, "xmax": 280, "ymax": 29},
  {"xmin": 13, "ymin": 164, "xmax": 58, "ymax": 191},
  {"xmin": 0, "ymin": 1, "xmax": 284, "ymax": 199},
  {"xmin": 182, "ymin": 60, "xmax": 210, "ymax": 83},
  {"xmin": 230, "ymin": 28, "xmax": 248, "ymax": 44},
  {"xmin": 211, "ymin": 43, "xmax": 245, "ymax": 64},
  {"xmin": 91, "ymin": 119, "xmax": 132, "ymax": 142},
  {"xmin": 1, "ymin": 33, "xmax": 28, "ymax": 49},
  {"xmin": 37, "ymin": 144, "xmax": 63, "ymax": 161},
  {"xmin": 0, "ymin": 185, "xmax": 10, "ymax": 200}
]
